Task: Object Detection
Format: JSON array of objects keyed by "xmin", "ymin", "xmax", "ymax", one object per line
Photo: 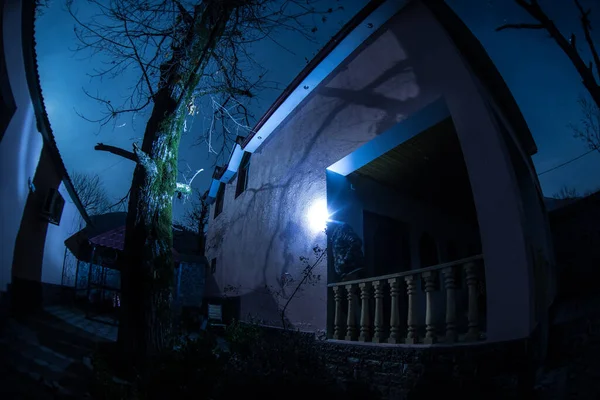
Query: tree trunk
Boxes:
[
  {"xmin": 115, "ymin": 2, "xmax": 236, "ymax": 367},
  {"xmin": 118, "ymin": 90, "xmax": 183, "ymax": 365}
]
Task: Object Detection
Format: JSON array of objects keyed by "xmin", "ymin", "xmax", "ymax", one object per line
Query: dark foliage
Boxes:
[{"xmin": 90, "ymin": 321, "xmax": 377, "ymax": 400}]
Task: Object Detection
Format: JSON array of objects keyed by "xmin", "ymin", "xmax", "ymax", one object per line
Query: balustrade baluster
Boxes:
[
  {"xmin": 405, "ymin": 274, "xmax": 418, "ymax": 344},
  {"xmin": 464, "ymin": 262, "xmax": 480, "ymax": 341},
  {"xmin": 358, "ymin": 282, "xmax": 372, "ymax": 342},
  {"xmin": 332, "ymin": 286, "xmax": 344, "ymax": 340},
  {"xmin": 422, "ymin": 271, "xmax": 438, "ymax": 344},
  {"xmin": 388, "ymin": 277, "xmax": 401, "ymax": 344},
  {"xmin": 345, "ymin": 284, "xmax": 358, "ymax": 341},
  {"xmin": 443, "ymin": 267, "xmax": 458, "ymax": 343},
  {"xmin": 328, "ymin": 255, "xmax": 485, "ymax": 345},
  {"xmin": 372, "ymin": 280, "xmax": 385, "ymax": 343}
]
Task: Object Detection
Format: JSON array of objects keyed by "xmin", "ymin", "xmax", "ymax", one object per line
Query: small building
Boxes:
[
  {"xmin": 64, "ymin": 213, "xmax": 207, "ymax": 324},
  {"xmin": 547, "ymin": 191, "xmax": 600, "ymax": 300},
  {"xmin": 204, "ymin": 0, "xmax": 556, "ymax": 350},
  {"xmin": 1, "ymin": 0, "xmax": 90, "ymax": 316}
]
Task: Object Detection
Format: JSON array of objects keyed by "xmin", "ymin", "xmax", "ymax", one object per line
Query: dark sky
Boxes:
[{"xmin": 35, "ymin": 0, "xmax": 600, "ymax": 221}]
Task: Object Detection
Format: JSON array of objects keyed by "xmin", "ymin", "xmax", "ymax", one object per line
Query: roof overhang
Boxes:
[
  {"xmin": 207, "ymin": 0, "xmax": 409, "ymax": 202},
  {"xmin": 206, "ymin": 0, "xmax": 538, "ymax": 204},
  {"xmin": 24, "ymin": 0, "xmax": 92, "ymax": 225},
  {"xmin": 327, "ymin": 97, "xmax": 451, "ymax": 176}
]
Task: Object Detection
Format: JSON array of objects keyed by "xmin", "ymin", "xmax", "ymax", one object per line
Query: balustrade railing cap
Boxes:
[{"xmin": 328, "ymin": 254, "xmax": 483, "ymax": 287}]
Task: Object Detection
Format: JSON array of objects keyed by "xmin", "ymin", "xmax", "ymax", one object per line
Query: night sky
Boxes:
[{"xmin": 35, "ymin": 0, "xmax": 600, "ymax": 221}]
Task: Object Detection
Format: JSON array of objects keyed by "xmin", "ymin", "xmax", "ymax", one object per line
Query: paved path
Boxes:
[{"xmin": 0, "ymin": 306, "xmax": 116, "ymax": 399}]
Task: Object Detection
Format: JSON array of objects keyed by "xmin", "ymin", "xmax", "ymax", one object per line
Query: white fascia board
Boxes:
[
  {"xmin": 207, "ymin": 179, "xmax": 220, "ymax": 201},
  {"xmin": 220, "ymin": 144, "xmax": 244, "ymax": 183},
  {"xmin": 243, "ymin": 0, "xmax": 408, "ymax": 154}
]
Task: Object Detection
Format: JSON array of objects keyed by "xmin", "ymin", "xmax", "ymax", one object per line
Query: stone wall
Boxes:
[{"xmin": 257, "ymin": 325, "xmax": 536, "ymax": 399}]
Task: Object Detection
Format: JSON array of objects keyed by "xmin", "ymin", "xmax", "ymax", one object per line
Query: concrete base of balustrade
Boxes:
[
  {"xmin": 256, "ymin": 324, "xmax": 539, "ymax": 399},
  {"xmin": 323, "ymin": 339, "xmax": 536, "ymax": 399}
]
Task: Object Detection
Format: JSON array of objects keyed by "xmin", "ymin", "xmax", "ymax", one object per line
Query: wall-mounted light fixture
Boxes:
[{"xmin": 307, "ymin": 199, "xmax": 330, "ymax": 233}]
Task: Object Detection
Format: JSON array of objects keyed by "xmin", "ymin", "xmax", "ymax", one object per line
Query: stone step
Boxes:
[
  {"xmin": 0, "ymin": 342, "xmax": 92, "ymax": 398},
  {"xmin": 0, "ymin": 335, "xmax": 76, "ymax": 370},
  {"xmin": 0, "ymin": 366, "xmax": 57, "ymax": 400}
]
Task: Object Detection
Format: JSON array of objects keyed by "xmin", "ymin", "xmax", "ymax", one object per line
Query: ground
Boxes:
[
  {"xmin": 2, "ymin": 303, "xmax": 600, "ymax": 399},
  {"xmin": 0, "ymin": 306, "xmax": 116, "ymax": 399}
]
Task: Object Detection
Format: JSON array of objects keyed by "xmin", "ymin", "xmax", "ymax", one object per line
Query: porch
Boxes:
[{"xmin": 325, "ymin": 109, "xmax": 489, "ymax": 344}]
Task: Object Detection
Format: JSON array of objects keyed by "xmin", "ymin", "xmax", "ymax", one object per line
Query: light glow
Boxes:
[{"xmin": 307, "ymin": 199, "xmax": 330, "ymax": 232}]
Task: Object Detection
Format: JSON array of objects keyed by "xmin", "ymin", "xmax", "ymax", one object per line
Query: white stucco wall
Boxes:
[
  {"xmin": 41, "ymin": 182, "xmax": 84, "ymax": 285},
  {"xmin": 0, "ymin": 0, "xmax": 44, "ymax": 293},
  {"xmin": 205, "ymin": 2, "xmax": 551, "ymax": 341}
]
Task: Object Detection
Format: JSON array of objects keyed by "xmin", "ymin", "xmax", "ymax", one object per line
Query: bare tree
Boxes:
[
  {"xmin": 553, "ymin": 185, "xmax": 581, "ymax": 200},
  {"xmin": 570, "ymin": 95, "xmax": 600, "ymax": 152},
  {"xmin": 497, "ymin": 0, "xmax": 600, "ymax": 108},
  {"xmin": 183, "ymin": 190, "xmax": 210, "ymax": 234},
  {"xmin": 497, "ymin": 0, "xmax": 600, "ymax": 168},
  {"xmin": 66, "ymin": 0, "xmax": 335, "ymax": 363},
  {"xmin": 278, "ymin": 244, "xmax": 325, "ymax": 330},
  {"xmin": 182, "ymin": 189, "xmax": 210, "ymax": 255},
  {"xmin": 70, "ymin": 171, "xmax": 111, "ymax": 216}
]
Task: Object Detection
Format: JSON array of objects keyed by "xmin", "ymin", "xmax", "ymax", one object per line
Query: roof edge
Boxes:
[
  {"xmin": 241, "ymin": 0, "xmax": 387, "ymax": 150},
  {"xmin": 422, "ymin": 0, "xmax": 537, "ymax": 156},
  {"xmin": 208, "ymin": 0, "xmax": 399, "ymax": 195},
  {"xmin": 23, "ymin": 0, "xmax": 92, "ymax": 225}
]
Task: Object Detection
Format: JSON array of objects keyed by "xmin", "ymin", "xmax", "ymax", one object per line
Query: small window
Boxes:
[
  {"xmin": 214, "ymin": 182, "xmax": 225, "ymax": 218},
  {"xmin": 235, "ymin": 152, "xmax": 251, "ymax": 198},
  {"xmin": 210, "ymin": 258, "xmax": 217, "ymax": 274}
]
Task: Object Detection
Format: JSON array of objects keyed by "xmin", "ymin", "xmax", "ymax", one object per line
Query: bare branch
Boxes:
[
  {"xmin": 70, "ymin": 171, "xmax": 111, "ymax": 216},
  {"xmin": 570, "ymin": 95, "xmax": 600, "ymax": 152},
  {"xmin": 108, "ymin": 188, "xmax": 131, "ymax": 212},
  {"xmin": 123, "ymin": 18, "xmax": 156, "ymax": 99},
  {"xmin": 495, "ymin": 23, "xmax": 544, "ymax": 31},
  {"xmin": 94, "ymin": 142, "xmax": 137, "ymax": 162},
  {"xmin": 574, "ymin": 0, "xmax": 600, "ymax": 81},
  {"xmin": 499, "ymin": 0, "xmax": 600, "ymax": 108},
  {"xmin": 183, "ymin": 190, "xmax": 210, "ymax": 234}
]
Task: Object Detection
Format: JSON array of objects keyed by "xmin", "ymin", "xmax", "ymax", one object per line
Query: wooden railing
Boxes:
[{"xmin": 327, "ymin": 254, "xmax": 485, "ymax": 344}]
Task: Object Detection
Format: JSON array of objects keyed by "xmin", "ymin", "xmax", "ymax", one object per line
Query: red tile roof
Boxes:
[{"xmin": 89, "ymin": 225, "xmax": 180, "ymax": 261}]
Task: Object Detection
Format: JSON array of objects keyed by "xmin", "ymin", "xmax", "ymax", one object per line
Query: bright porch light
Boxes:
[{"xmin": 307, "ymin": 199, "xmax": 330, "ymax": 232}]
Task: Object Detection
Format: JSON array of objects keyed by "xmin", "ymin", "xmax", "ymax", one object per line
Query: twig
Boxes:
[
  {"xmin": 495, "ymin": 23, "xmax": 544, "ymax": 31},
  {"xmin": 109, "ymin": 188, "xmax": 131, "ymax": 212},
  {"xmin": 280, "ymin": 248, "xmax": 327, "ymax": 330}
]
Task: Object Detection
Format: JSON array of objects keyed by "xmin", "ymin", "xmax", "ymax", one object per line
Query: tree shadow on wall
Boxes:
[{"xmin": 218, "ymin": 52, "xmax": 425, "ymax": 323}]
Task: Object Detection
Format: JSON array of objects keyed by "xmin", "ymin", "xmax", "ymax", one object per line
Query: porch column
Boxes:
[{"xmin": 447, "ymin": 91, "xmax": 534, "ymax": 341}]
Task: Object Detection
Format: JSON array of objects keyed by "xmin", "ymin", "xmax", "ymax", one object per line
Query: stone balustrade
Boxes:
[{"xmin": 328, "ymin": 255, "xmax": 485, "ymax": 345}]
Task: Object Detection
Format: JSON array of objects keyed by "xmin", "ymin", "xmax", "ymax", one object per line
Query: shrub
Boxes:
[{"xmin": 90, "ymin": 322, "xmax": 378, "ymax": 399}]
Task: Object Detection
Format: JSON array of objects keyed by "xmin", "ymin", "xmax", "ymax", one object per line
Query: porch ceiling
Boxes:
[{"xmin": 351, "ymin": 118, "xmax": 477, "ymax": 222}]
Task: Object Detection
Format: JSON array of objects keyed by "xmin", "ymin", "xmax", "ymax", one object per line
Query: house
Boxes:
[
  {"xmin": 547, "ymin": 191, "xmax": 600, "ymax": 300},
  {"xmin": 0, "ymin": 0, "xmax": 91, "ymax": 316},
  {"xmin": 204, "ymin": 0, "xmax": 557, "ymax": 351}
]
